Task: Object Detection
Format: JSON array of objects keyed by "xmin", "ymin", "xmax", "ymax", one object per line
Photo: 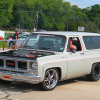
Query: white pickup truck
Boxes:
[{"xmin": 0, "ymin": 31, "xmax": 100, "ymax": 91}]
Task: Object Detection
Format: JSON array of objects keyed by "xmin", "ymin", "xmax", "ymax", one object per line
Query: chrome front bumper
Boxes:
[{"xmin": 0, "ymin": 72, "xmax": 41, "ymax": 84}]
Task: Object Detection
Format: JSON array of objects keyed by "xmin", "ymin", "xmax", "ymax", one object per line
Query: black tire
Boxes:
[
  {"xmin": 39, "ymin": 68, "xmax": 59, "ymax": 91},
  {"xmin": 86, "ymin": 63, "xmax": 100, "ymax": 81},
  {"xmin": 0, "ymin": 80, "xmax": 11, "ymax": 84},
  {"xmin": 9, "ymin": 41, "xmax": 15, "ymax": 47}
]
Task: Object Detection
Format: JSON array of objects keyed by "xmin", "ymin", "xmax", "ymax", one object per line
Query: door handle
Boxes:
[{"xmin": 80, "ymin": 53, "xmax": 84, "ymax": 55}]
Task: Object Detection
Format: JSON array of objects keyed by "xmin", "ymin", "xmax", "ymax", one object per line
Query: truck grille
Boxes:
[
  {"xmin": 18, "ymin": 61, "xmax": 27, "ymax": 70},
  {"xmin": 6, "ymin": 60, "xmax": 15, "ymax": 68},
  {"xmin": 0, "ymin": 59, "xmax": 28, "ymax": 71},
  {"xmin": 0, "ymin": 59, "xmax": 3, "ymax": 66}
]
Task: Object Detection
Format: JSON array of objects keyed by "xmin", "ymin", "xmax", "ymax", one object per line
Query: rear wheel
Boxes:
[
  {"xmin": 39, "ymin": 68, "xmax": 59, "ymax": 91},
  {"xmin": 9, "ymin": 41, "xmax": 15, "ymax": 47},
  {"xmin": 86, "ymin": 63, "xmax": 100, "ymax": 81}
]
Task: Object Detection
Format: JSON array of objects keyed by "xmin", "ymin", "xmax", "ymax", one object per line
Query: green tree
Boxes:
[
  {"xmin": 13, "ymin": 0, "xmax": 43, "ymax": 31},
  {"xmin": 69, "ymin": 5, "xmax": 89, "ymax": 31},
  {"xmin": 89, "ymin": 4, "xmax": 100, "ymax": 31},
  {"xmin": 71, "ymin": 5, "xmax": 81, "ymax": 12},
  {"xmin": 39, "ymin": 0, "xmax": 71, "ymax": 31},
  {"xmin": 0, "ymin": 0, "xmax": 14, "ymax": 28},
  {"xmin": 83, "ymin": 21, "xmax": 97, "ymax": 32}
]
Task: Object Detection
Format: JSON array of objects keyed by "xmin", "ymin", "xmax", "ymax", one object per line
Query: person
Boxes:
[
  {"xmin": 11, "ymin": 30, "xmax": 18, "ymax": 49},
  {"xmin": 70, "ymin": 37, "xmax": 77, "ymax": 50},
  {"xmin": 15, "ymin": 30, "xmax": 19, "ymax": 35}
]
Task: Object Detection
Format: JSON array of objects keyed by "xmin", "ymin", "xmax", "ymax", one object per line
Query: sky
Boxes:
[{"xmin": 64, "ymin": 0, "xmax": 100, "ymax": 9}]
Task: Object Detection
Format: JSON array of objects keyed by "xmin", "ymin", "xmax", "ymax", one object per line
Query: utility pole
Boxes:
[
  {"xmin": 36, "ymin": 12, "xmax": 38, "ymax": 31},
  {"xmin": 98, "ymin": 17, "xmax": 99, "ymax": 32},
  {"xmin": 67, "ymin": 19, "xmax": 68, "ymax": 31},
  {"xmin": 19, "ymin": 22, "xmax": 20, "ymax": 32}
]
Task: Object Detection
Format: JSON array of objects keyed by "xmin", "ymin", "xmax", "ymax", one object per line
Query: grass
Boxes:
[
  {"xmin": 0, "ymin": 33, "xmax": 10, "ymax": 48},
  {"xmin": 0, "ymin": 41, "xmax": 9, "ymax": 48}
]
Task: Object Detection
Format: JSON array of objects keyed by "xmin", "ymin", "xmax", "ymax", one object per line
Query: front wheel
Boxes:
[
  {"xmin": 86, "ymin": 63, "xmax": 100, "ymax": 81},
  {"xmin": 9, "ymin": 41, "xmax": 15, "ymax": 47},
  {"xmin": 39, "ymin": 68, "xmax": 59, "ymax": 91}
]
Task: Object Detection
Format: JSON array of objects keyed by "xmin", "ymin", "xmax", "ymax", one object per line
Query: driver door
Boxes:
[{"xmin": 66, "ymin": 36, "xmax": 85, "ymax": 78}]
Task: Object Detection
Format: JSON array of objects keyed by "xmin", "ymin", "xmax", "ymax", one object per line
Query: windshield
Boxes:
[{"xmin": 20, "ymin": 33, "xmax": 66, "ymax": 52}]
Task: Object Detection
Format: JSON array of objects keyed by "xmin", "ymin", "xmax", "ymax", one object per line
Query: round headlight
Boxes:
[{"xmin": 31, "ymin": 63, "xmax": 37, "ymax": 70}]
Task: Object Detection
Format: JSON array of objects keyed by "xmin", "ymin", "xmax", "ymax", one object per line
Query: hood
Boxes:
[{"xmin": 0, "ymin": 49, "xmax": 55, "ymax": 59}]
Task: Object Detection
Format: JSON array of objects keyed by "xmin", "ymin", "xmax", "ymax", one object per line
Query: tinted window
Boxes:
[{"xmin": 83, "ymin": 36, "xmax": 100, "ymax": 50}]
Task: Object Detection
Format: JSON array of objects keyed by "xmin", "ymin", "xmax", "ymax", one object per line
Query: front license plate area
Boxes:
[{"xmin": 2, "ymin": 74, "xmax": 12, "ymax": 81}]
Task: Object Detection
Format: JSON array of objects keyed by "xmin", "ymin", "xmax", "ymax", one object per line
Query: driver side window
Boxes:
[{"xmin": 67, "ymin": 37, "xmax": 82, "ymax": 52}]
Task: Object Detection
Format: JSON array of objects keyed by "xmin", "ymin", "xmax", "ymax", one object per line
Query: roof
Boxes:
[{"xmin": 33, "ymin": 31, "xmax": 100, "ymax": 37}]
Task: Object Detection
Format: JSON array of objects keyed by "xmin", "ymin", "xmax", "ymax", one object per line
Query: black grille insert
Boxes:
[
  {"xmin": 6, "ymin": 60, "xmax": 15, "ymax": 68},
  {"xmin": 0, "ymin": 59, "xmax": 3, "ymax": 66},
  {"xmin": 18, "ymin": 61, "xmax": 27, "ymax": 70}
]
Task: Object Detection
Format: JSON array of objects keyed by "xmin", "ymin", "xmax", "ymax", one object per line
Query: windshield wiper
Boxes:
[{"xmin": 39, "ymin": 47, "xmax": 51, "ymax": 50}]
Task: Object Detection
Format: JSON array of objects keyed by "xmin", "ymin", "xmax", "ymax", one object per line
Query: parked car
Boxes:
[
  {"xmin": 18, "ymin": 32, "xmax": 30, "ymax": 37},
  {"xmin": 7, "ymin": 34, "xmax": 30, "ymax": 47}
]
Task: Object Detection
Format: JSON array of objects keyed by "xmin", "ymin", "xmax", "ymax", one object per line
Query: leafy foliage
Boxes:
[
  {"xmin": 0, "ymin": 0, "xmax": 14, "ymax": 28},
  {"xmin": 0, "ymin": 0, "xmax": 100, "ymax": 32}
]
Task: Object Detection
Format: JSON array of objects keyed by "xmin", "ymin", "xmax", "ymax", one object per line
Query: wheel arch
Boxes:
[
  {"xmin": 45, "ymin": 67, "xmax": 61, "ymax": 81},
  {"xmin": 86, "ymin": 62, "xmax": 100, "ymax": 81},
  {"xmin": 92, "ymin": 62, "xmax": 100, "ymax": 68},
  {"xmin": 89, "ymin": 62, "xmax": 100, "ymax": 74},
  {"xmin": 9, "ymin": 41, "xmax": 15, "ymax": 47}
]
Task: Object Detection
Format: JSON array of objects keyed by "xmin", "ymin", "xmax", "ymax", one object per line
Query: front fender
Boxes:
[{"xmin": 37, "ymin": 54, "xmax": 67, "ymax": 82}]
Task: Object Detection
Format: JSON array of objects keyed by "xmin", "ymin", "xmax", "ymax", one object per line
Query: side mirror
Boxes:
[{"xmin": 72, "ymin": 50, "xmax": 76, "ymax": 53}]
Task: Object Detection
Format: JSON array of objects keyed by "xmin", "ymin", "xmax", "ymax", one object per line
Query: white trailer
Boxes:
[{"xmin": 0, "ymin": 30, "xmax": 5, "ymax": 38}]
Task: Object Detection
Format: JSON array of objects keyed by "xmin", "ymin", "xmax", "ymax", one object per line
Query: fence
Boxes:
[{"xmin": 0, "ymin": 39, "xmax": 17, "ymax": 51}]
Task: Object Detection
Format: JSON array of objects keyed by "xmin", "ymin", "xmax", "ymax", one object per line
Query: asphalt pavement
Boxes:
[
  {"xmin": 0, "ymin": 76, "xmax": 100, "ymax": 100},
  {"xmin": 0, "ymin": 48, "xmax": 11, "ymax": 51}
]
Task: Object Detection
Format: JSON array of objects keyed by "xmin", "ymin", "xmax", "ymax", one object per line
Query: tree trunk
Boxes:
[{"xmin": 19, "ymin": 22, "xmax": 20, "ymax": 32}]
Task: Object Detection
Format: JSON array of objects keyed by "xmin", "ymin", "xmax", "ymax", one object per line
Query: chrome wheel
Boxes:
[{"xmin": 40, "ymin": 68, "xmax": 59, "ymax": 91}]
